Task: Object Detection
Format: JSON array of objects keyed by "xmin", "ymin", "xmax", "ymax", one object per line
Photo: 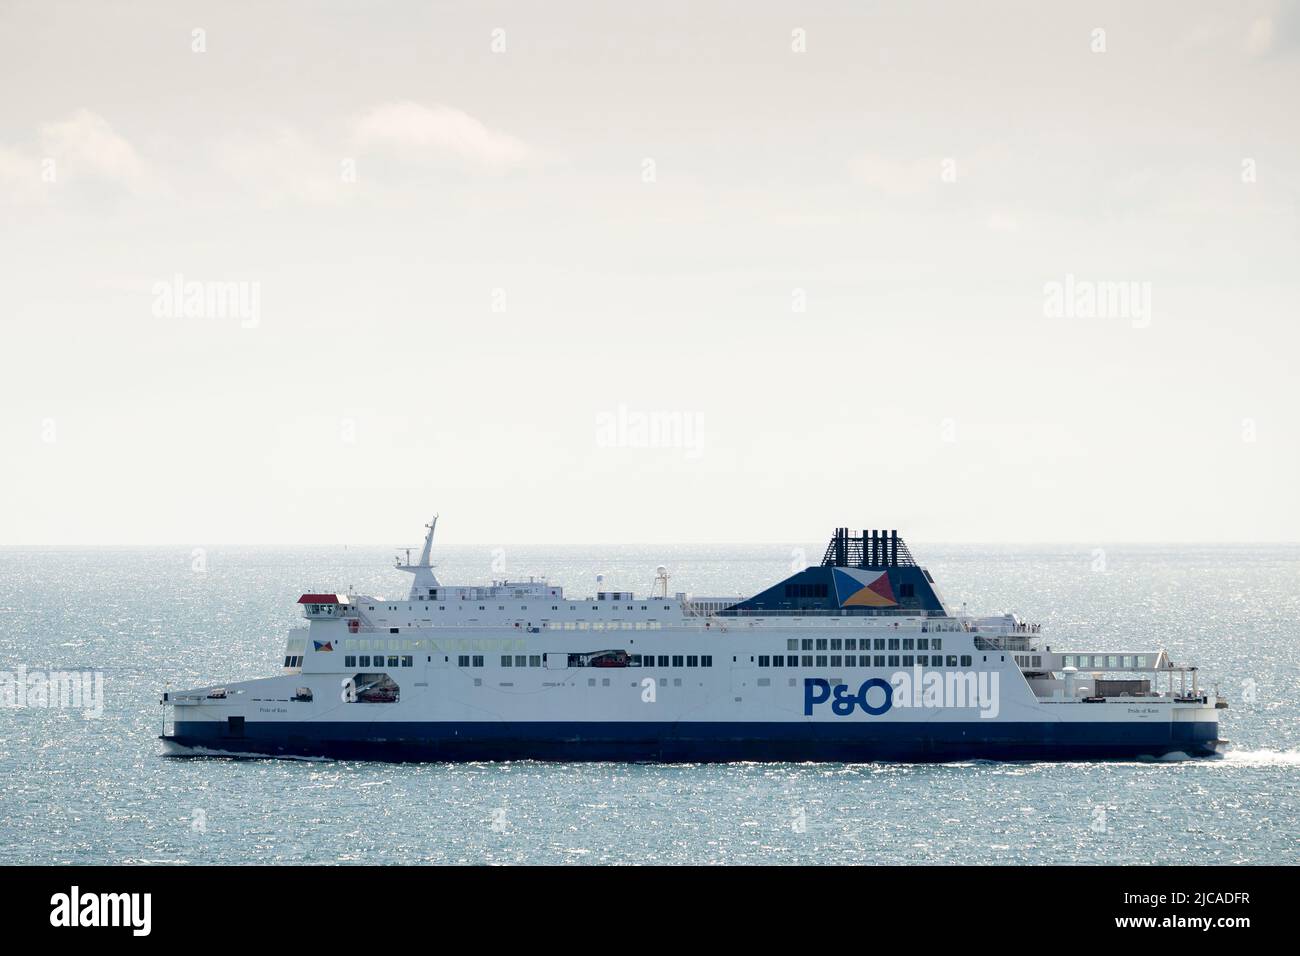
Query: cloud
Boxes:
[
  {"xmin": 39, "ymin": 109, "xmax": 149, "ymax": 189},
  {"xmin": 353, "ymin": 101, "xmax": 539, "ymax": 171},
  {"xmin": 1, "ymin": 110, "xmax": 150, "ymax": 202}
]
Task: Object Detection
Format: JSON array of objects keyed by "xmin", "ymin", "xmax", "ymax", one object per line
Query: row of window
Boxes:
[
  {"xmin": 366, "ymin": 604, "xmax": 675, "ymax": 613},
  {"xmin": 1063, "ymin": 654, "xmax": 1149, "ymax": 669},
  {"xmin": 786, "ymin": 637, "xmax": 943, "ymax": 652},
  {"xmin": 759, "ymin": 654, "xmax": 972, "ymax": 668},
  {"xmin": 784, "ymin": 583, "xmax": 829, "ymax": 599},
  {"xmin": 343, "ymin": 655, "xmax": 415, "ymax": 668}
]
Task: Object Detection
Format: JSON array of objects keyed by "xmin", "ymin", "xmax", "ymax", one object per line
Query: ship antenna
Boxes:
[{"xmin": 396, "ymin": 513, "xmax": 441, "ymax": 600}]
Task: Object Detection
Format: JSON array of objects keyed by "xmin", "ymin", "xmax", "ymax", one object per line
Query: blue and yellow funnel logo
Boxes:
[{"xmin": 831, "ymin": 568, "xmax": 898, "ymax": 608}]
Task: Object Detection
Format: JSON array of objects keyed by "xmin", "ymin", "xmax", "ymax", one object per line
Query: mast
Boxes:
[{"xmin": 396, "ymin": 514, "xmax": 440, "ymax": 599}]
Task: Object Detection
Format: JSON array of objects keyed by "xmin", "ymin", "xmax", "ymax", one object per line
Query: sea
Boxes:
[{"xmin": 1, "ymin": 543, "xmax": 1296, "ymax": 865}]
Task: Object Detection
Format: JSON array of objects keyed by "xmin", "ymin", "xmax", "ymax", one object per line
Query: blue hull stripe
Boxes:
[{"xmin": 171, "ymin": 720, "xmax": 1222, "ymax": 762}]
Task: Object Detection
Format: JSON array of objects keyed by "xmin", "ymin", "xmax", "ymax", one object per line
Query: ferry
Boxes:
[{"xmin": 160, "ymin": 520, "xmax": 1228, "ymax": 762}]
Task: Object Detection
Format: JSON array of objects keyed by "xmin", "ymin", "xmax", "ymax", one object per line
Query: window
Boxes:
[
  {"xmin": 874, "ymin": 639, "xmax": 885, "ymax": 650},
  {"xmin": 960, "ymin": 655, "xmax": 972, "ymax": 667},
  {"xmin": 389, "ymin": 627, "xmax": 399, "ymax": 634},
  {"xmin": 933, "ymin": 638, "xmax": 942, "ymax": 650},
  {"xmin": 902, "ymin": 638, "xmax": 914, "ymax": 650},
  {"xmin": 787, "ymin": 639, "xmax": 798, "ymax": 651},
  {"xmin": 787, "ymin": 655, "xmax": 798, "ymax": 667},
  {"xmin": 501, "ymin": 655, "xmax": 513, "ymax": 667},
  {"xmin": 888, "ymin": 655, "xmax": 899, "ymax": 667},
  {"xmin": 472, "ymin": 655, "xmax": 484, "ymax": 667},
  {"xmin": 902, "ymin": 655, "xmax": 913, "ymax": 667},
  {"xmin": 815, "ymin": 655, "xmax": 827, "ymax": 667},
  {"xmin": 802, "ymin": 639, "xmax": 813, "ymax": 651},
  {"xmin": 946, "ymin": 656, "xmax": 958, "ymax": 667},
  {"xmin": 758, "ymin": 656, "xmax": 770, "ymax": 667},
  {"xmin": 701, "ymin": 656, "xmax": 712, "ymax": 667},
  {"xmin": 815, "ymin": 639, "xmax": 827, "ymax": 650},
  {"xmin": 888, "ymin": 639, "xmax": 900, "ymax": 650},
  {"xmin": 917, "ymin": 638, "xmax": 929, "ymax": 650},
  {"xmin": 672, "ymin": 655, "xmax": 684, "ymax": 667},
  {"xmin": 830, "ymin": 638, "xmax": 842, "ymax": 651},
  {"xmin": 830, "ymin": 655, "xmax": 842, "ymax": 667},
  {"xmin": 845, "ymin": 655, "xmax": 856, "ymax": 666},
  {"xmin": 802, "ymin": 655, "xmax": 813, "ymax": 667},
  {"xmin": 388, "ymin": 656, "xmax": 399, "ymax": 668},
  {"xmin": 874, "ymin": 655, "xmax": 885, "ymax": 667},
  {"xmin": 658, "ymin": 656, "xmax": 669, "ymax": 666},
  {"xmin": 344, "ymin": 655, "xmax": 357, "ymax": 667},
  {"xmin": 771, "ymin": 656, "xmax": 782, "ymax": 668},
  {"xmin": 359, "ymin": 655, "xmax": 371, "ymax": 667},
  {"xmin": 458, "ymin": 655, "xmax": 469, "ymax": 667},
  {"xmin": 687, "ymin": 655, "xmax": 699, "ymax": 667},
  {"xmin": 917, "ymin": 655, "xmax": 928, "ymax": 666},
  {"xmin": 516, "ymin": 655, "xmax": 527, "ymax": 667},
  {"xmin": 845, "ymin": 639, "xmax": 857, "ymax": 650}
]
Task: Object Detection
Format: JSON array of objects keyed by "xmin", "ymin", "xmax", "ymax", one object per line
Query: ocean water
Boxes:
[{"xmin": 1, "ymin": 543, "xmax": 1296, "ymax": 865}]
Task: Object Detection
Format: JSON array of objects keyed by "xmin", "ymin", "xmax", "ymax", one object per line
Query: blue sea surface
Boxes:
[{"xmin": 0, "ymin": 543, "xmax": 1296, "ymax": 865}]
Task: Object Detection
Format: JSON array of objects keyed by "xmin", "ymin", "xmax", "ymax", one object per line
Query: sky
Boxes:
[{"xmin": 1, "ymin": 1, "xmax": 1298, "ymax": 546}]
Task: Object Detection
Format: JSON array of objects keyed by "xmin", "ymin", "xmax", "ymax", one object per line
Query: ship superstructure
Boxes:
[{"xmin": 161, "ymin": 521, "xmax": 1227, "ymax": 762}]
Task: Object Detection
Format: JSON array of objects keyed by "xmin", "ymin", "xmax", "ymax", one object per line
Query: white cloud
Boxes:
[
  {"xmin": 1, "ymin": 110, "xmax": 149, "ymax": 202},
  {"xmin": 353, "ymin": 101, "xmax": 539, "ymax": 170},
  {"xmin": 39, "ymin": 109, "xmax": 149, "ymax": 189}
]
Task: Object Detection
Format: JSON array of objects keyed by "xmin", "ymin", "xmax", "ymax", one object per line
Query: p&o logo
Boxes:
[{"xmin": 804, "ymin": 677, "xmax": 892, "ymax": 716}]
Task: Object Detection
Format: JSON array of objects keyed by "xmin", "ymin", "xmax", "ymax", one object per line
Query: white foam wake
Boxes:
[{"xmin": 1221, "ymin": 748, "xmax": 1300, "ymax": 766}]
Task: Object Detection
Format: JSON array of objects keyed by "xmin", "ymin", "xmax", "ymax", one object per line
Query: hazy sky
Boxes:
[{"xmin": 2, "ymin": 1, "xmax": 1298, "ymax": 546}]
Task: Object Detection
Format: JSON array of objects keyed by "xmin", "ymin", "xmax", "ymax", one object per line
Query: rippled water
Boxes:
[{"xmin": 1, "ymin": 543, "xmax": 1296, "ymax": 864}]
